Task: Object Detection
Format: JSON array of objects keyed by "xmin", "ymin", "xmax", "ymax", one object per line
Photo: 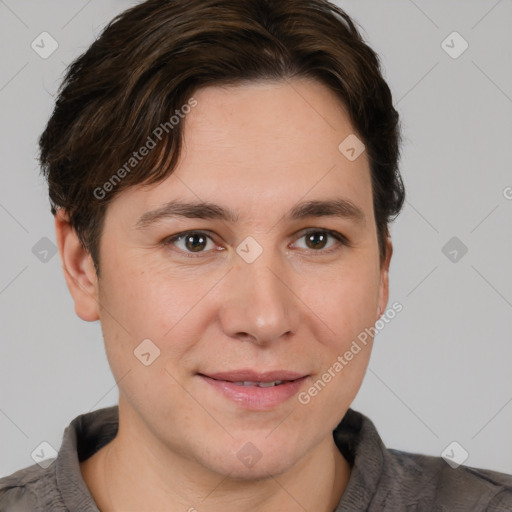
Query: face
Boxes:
[{"xmin": 65, "ymin": 78, "xmax": 391, "ymax": 479}]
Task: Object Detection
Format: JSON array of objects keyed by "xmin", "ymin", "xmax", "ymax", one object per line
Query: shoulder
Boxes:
[
  {"xmin": 0, "ymin": 406, "xmax": 117, "ymax": 511},
  {"xmin": 385, "ymin": 448, "xmax": 512, "ymax": 511},
  {"xmin": 0, "ymin": 462, "xmax": 64, "ymax": 511},
  {"xmin": 335, "ymin": 409, "xmax": 512, "ymax": 511}
]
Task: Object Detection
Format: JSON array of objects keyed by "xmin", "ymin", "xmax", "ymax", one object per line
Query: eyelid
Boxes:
[
  {"xmin": 291, "ymin": 228, "xmax": 352, "ymax": 253},
  {"xmin": 163, "ymin": 228, "xmax": 351, "ymax": 257},
  {"xmin": 163, "ymin": 230, "xmax": 220, "ymax": 258}
]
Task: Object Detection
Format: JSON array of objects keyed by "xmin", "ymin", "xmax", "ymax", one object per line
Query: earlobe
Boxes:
[
  {"xmin": 376, "ymin": 237, "xmax": 393, "ymax": 321},
  {"xmin": 55, "ymin": 209, "xmax": 100, "ymax": 322}
]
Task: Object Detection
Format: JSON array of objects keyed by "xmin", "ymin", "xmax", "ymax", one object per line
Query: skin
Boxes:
[{"xmin": 56, "ymin": 78, "xmax": 392, "ymax": 511}]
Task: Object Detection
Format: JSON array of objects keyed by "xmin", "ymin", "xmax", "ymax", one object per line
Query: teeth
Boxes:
[
  {"xmin": 258, "ymin": 380, "xmax": 284, "ymax": 387},
  {"xmin": 232, "ymin": 380, "xmax": 285, "ymax": 387}
]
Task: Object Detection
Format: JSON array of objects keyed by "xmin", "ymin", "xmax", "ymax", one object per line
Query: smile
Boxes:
[{"xmin": 198, "ymin": 371, "xmax": 308, "ymax": 410}]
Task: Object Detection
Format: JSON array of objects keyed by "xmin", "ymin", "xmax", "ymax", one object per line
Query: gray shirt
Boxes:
[{"xmin": 1, "ymin": 406, "xmax": 511, "ymax": 511}]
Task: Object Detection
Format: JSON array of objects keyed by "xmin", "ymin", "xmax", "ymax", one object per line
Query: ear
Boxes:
[
  {"xmin": 376, "ymin": 237, "xmax": 393, "ymax": 320},
  {"xmin": 55, "ymin": 209, "xmax": 100, "ymax": 322}
]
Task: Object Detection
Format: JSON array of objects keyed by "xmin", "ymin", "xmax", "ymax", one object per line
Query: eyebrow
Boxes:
[{"xmin": 135, "ymin": 198, "xmax": 366, "ymax": 229}]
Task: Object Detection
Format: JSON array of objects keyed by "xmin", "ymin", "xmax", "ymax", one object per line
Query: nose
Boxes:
[{"xmin": 218, "ymin": 249, "xmax": 300, "ymax": 346}]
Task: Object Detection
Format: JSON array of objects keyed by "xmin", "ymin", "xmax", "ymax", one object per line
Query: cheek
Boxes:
[
  {"xmin": 306, "ymin": 258, "xmax": 381, "ymax": 349},
  {"xmin": 99, "ymin": 255, "xmax": 180, "ymax": 336},
  {"xmin": 297, "ymin": 270, "xmax": 378, "ymax": 427},
  {"xmin": 97, "ymin": 255, "xmax": 220, "ymax": 380},
  {"xmin": 96, "ymin": 265, "xmax": 191, "ymax": 416}
]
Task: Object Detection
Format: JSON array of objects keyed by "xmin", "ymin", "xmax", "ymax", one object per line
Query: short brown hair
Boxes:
[{"xmin": 39, "ymin": 0, "xmax": 405, "ymax": 273}]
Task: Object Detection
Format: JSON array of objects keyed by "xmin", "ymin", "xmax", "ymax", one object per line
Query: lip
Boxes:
[
  {"xmin": 203, "ymin": 370, "xmax": 306, "ymax": 382},
  {"xmin": 198, "ymin": 370, "xmax": 308, "ymax": 410}
]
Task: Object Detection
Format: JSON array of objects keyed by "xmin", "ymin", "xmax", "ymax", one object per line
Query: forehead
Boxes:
[
  {"xmin": 182, "ymin": 79, "xmax": 358, "ymax": 175},
  {"xmin": 110, "ymin": 78, "xmax": 374, "ymax": 225}
]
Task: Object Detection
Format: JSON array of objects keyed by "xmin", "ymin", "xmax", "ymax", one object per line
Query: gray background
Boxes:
[{"xmin": 1, "ymin": 0, "xmax": 511, "ymax": 477}]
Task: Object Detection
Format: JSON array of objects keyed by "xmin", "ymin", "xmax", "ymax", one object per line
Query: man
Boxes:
[{"xmin": 1, "ymin": 0, "xmax": 511, "ymax": 510}]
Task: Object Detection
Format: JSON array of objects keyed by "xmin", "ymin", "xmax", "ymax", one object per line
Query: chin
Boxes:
[
  {"xmin": 215, "ymin": 457, "xmax": 296, "ymax": 482},
  {"xmin": 200, "ymin": 439, "xmax": 303, "ymax": 481}
]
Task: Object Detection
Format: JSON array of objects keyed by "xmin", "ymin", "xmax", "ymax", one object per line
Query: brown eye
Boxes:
[
  {"xmin": 293, "ymin": 229, "xmax": 348, "ymax": 253},
  {"xmin": 183, "ymin": 233, "xmax": 208, "ymax": 252},
  {"xmin": 165, "ymin": 231, "xmax": 215, "ymax": 254},
  {"xmin": 305, "ymin": 231, "xmax": 329, "ymax": 250}
]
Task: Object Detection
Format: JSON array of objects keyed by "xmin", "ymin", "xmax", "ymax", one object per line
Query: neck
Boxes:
[{"xmin": 80, "ymin": 407, "xmax": 351, "ymax": 512}]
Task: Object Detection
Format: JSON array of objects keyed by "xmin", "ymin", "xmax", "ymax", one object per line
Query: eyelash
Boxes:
[{"xmin": 162, "ymin": 229, "xmax": 351, "ymax": 258}]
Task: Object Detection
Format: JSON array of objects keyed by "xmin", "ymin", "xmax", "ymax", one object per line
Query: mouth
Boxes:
[
  {"xmin": 198, "ymin": 370, "xmax": 308, "ymax": 410},
  {"xmin": 200, "ymin": 370, "xmax": 306, "ymax": 386},
  {"xmin": 230, "ymin": 380, "xmax": 288, "ymax": 387}
]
